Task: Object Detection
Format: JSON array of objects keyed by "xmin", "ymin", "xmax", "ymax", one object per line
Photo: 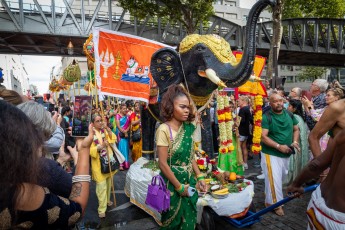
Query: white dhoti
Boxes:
[
  {"xmin": 261, "ymin": 152, "xmax": 289, "ymax": 205},
  {"xmin": 307, "ymin": 186, "xmax": 345, "ymax": 230}
]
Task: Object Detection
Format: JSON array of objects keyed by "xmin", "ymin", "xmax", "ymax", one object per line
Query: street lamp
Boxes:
[{"xmin": 67, "ymin": 40, "xmax": 74, "ymax": 55}]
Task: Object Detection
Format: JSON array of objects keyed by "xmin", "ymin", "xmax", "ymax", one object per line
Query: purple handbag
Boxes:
[{"xmin": 145, "ymin": 174, "xmax": 170, "ymax": 213}]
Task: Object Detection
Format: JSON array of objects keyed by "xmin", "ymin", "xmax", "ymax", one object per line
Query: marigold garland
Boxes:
[
  {"xmin": 217, "ymin": 91, "xmax": 234, "ymax": 154},
  {"xmin": 251, "ymin": 95, "xmax": 263, "ymax": 154}
]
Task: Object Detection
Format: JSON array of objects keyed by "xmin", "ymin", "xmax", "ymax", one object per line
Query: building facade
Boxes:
[{"xmin": 0, "ymin": 55, "xmax": 30, "ymax": 94}]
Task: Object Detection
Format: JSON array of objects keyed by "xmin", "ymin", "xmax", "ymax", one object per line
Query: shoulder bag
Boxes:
[
  {"xmin": 131, "ymin": 128, "xmax": 141, "ymax": 142},
  {"xmin": 145, "ymin": 124, "xmax": 173, "ymax": 213},
  {"xmin": 100, "ymin": 149, "xmax": 119, "ymax": 174}
]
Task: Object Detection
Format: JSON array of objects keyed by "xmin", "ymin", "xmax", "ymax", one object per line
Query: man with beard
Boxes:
[{"xmin": 260, "ymin": 93, "xmax": 300, "ymax": 216}]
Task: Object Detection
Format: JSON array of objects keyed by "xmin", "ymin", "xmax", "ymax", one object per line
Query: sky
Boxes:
[{"xmin": 22, "ymin": 55, "xmax": 62, "ymax": 95}]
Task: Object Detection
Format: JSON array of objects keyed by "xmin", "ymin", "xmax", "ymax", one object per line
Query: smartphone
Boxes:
[
  {"xmin": 301, "ymin": 90, "xmax": 312, "ymax": 101},
  {"xmin": 289, "ymin": 146, "xmax": 296, "ymax": 155},
  {"xmin": 72, "ymin": 96, "xmax": 92, "ymax": 137},
  {"xmin": 188, "ymin": 186, "xmax": 196, "ymax": 197}
]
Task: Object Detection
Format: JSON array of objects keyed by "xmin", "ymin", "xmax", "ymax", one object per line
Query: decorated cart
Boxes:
[{"xmin": 125, "ymin": 157, "xmax": 255, "ymax": 227}]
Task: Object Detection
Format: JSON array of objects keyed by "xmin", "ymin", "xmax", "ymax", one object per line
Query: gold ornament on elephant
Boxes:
[
  {"xmin": 179, "ymin": 34, "xmax": 238, "ymax": 66},
  {"xmin": 190, "ymin": 93, "xmax": 212, "ymax": 107}
]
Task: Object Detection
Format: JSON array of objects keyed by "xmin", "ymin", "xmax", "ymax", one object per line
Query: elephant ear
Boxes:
[{"xmin": 150, "ymin": 47, "xmax": 184, "ymax": 94}]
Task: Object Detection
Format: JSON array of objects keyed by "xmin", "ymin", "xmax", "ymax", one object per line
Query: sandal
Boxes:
[
  {"xmin": 99, "ymin": 213, "xmax": 106, "ymax": 218},
  {"xmin": 107, "ymin": 201, "xmax": 113, "ymax": 207}
]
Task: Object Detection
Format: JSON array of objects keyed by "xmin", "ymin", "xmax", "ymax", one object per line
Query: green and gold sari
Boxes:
[{"xmin": 160, "ymin": 122, "xmax": 198, "ymax": 230}]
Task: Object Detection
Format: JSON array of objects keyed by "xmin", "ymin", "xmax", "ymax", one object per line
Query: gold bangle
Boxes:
[
  {"xmin": 175, "ymin": 184, "xmax": 182, "ymax": 192},
  {"xmin": 196, "ymin": 174, "xmax": 204, "ymax": 178}
]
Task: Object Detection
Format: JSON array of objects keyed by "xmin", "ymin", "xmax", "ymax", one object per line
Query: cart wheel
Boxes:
[{"xmin": 196, "ymin": 207, "xmax": 215, "ymax": 230}]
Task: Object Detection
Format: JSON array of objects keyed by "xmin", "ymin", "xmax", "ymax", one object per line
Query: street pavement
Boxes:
[{"xmin": 79, "ymin": 154, "xmax": 312, "ymax": 230}]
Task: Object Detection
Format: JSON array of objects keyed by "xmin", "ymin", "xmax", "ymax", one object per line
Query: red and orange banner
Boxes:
[
  {"xmin": 93, "ymin": 28, "xmax": 170, "ymax": 102},
  {"xmin": 233, "ymin": 51, "xmax": 267, "ymax": 97}
]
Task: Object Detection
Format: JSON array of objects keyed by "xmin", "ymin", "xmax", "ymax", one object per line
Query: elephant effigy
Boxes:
[{"xmin": 141, "ymin": 0, "xmax": 276, "ymax": 159}]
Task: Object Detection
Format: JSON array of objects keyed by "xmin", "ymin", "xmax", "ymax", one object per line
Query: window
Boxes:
[
  {"xmin": 214, "ymin": 0, "xmax": 222, "ymax": 4},
  {"xmin": 224, "ymin": 0, "xmax": 236, "ymax": 6},
  {"xmin": 286, "ymin": 76, "xmax": 293, "ymax": 83},
  {"xmin": 215, "ymin": 12, "xmax": 224, "ymax": 18},
  {"xmin": 243, "ymin": 15, "xmax": 248, "ymax": 21},
  {"xmin": 226, "ymin": 13, "xmax": 237, "ymax": 19},
  {"xmin": 280, "ymin": 65, "xmax": 286, "ymax": 70}
]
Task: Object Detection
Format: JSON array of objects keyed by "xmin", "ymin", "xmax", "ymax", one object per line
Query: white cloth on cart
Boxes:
[
  {"xmin": 197, "ymin": 181, "xmax": 254, "ymax": 217},
  {"xmin": 125, "ymin": 157, "xmax": 254, "ymax": 225},
  {"xmin": 124, "ymin": 157, "xmax": 161, "ymax": 224}
]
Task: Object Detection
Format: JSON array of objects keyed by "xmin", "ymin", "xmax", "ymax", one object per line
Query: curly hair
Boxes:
[
  {"xmin": 0, "ymin": 100, "xmax": 44, "ymax": 211},
  {"xmin": 160, "ymin": 84, "xmax": 195, "ymax": 122}
]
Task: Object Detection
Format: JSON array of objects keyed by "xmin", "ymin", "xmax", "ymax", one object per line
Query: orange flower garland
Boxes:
[
  {"xmin": 217, "ymin": 91, "xmax": 234, "ymax": 154},
  {"xmin": 251, "ymin": 95, "xmax": 263, "ymax": 154}
]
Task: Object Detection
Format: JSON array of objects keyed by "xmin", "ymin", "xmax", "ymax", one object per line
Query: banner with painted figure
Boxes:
[{"xmin": 93, "ymin": 28, "xmax": 170, "ymax": 103}]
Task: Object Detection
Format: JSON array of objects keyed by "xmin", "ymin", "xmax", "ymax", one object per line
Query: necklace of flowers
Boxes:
[
  {"xmin": 251, "ymin": 95, "xmax": 263, "ymax": 154},
  {"xmin": 93, "ymin": 128, "xmax": 107, "ymax": 157},
  {"xmin": 217, "ymin": 91, "xmax": 234, "ymax": 154}
]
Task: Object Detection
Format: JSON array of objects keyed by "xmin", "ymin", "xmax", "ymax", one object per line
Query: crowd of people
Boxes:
[
  {"xmin": 1, "ymin": 76, "xmax": 345, "ymax": 229},
  {"xmin": 0, "ymin": 88, "xmax": 143, "ymax": 228}
]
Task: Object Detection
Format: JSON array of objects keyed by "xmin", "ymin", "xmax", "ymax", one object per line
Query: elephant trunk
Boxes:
[{"xmin": 213, "ymin": 0, "xmax": 276, "ymax": 88}]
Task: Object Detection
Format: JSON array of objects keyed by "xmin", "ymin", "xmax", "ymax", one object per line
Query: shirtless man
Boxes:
[
  {"xmin": 287, "ymin": 127, "xmax": 345, "ymax": 229},
  {"xmin": 308, "ymin": 98, "xmax": 345, "ymax": 158}
]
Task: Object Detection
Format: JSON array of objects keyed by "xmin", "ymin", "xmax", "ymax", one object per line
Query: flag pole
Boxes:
[{"xmin": 100, "ymin": 99, "xmax": 117, "ymax": 208}]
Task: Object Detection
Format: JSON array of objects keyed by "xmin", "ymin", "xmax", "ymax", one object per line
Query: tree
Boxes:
[
  {"xmin": 117, "ymin": 0, "xmax": 214, "ymax": 34},
  {"xmin": 267, "ymin": 0, "xmax": 345, "ymax": 82},
  {"xmin": 283, "ymin": 0, "xmax": 345, "ymax": 19},
  {"xmin": 266, "ymin": 0, "xmax": 285, "ymax": 83},
  {"xmin": 296, "ymin": 66, "xmax": 327, "ymax": 81}
]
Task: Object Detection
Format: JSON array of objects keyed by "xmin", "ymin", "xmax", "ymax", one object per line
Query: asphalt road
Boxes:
[{"xmin": 79, "ymin": 154, "xmax": 312, "ymax": 230}]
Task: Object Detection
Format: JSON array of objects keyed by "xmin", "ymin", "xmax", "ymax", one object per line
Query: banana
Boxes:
[
  {"xmin": 204, "ymin": 178, "xmax": 212, "ymax": 183},
  {"xmin": 213, "ymin": 188, "xmax": 229, "ymax": 195}
]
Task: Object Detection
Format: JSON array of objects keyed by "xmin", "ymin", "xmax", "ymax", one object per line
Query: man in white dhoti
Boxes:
[
  {"xmin": 288, "ymin": 127, "xmax": 345, "ymax": 229},
  {"xmin": 261, "ymin": 93, "xmax": 300, "ymax": 216}
]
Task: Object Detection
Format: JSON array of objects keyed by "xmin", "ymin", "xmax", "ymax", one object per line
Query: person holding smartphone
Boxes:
[{"xmin": 156, "ymin": 85, "xmax": 207, "ymax": 229}]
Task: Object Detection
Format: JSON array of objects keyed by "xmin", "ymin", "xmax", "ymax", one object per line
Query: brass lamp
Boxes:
[{"xmin": 67, "ymin": 40, "xmax": 74, "ymax": 55}]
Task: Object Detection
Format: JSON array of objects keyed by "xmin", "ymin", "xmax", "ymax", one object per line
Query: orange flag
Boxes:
[
  {"xmin": 233, "ymin": 51, "xmax": 267, "ymax": 97},
  {"xmin": 93, "ymin": 28, "xmax": 170, "ymax": 102}
]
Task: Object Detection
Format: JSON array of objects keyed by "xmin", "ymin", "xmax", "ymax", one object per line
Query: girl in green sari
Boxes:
[{"xmin": 156, "ymin": 85, "xmax": 207, "ymax": 230}]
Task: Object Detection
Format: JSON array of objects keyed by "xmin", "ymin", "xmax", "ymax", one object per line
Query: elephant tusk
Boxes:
[
  {"xmin": 249, "ymin": 74, "xmax": 264, "ymax": 82},
  {"xmin": 205, "ymin": 68, "xmax": 227, "ymax": 88}
]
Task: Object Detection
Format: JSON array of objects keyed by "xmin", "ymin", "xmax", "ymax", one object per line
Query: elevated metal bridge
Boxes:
[{"xmin": 0, "ymin": 0, "xmax": 345, "ymax": 67}]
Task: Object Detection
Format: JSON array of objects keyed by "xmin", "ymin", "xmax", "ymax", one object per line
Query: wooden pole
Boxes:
[{"xmin": 100, "ymin": 101, "xmax": 117, "ymax": 208}]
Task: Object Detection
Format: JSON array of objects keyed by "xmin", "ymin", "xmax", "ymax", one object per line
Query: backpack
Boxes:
[{"xmin": 264, "ymin": 108, "xmax": 294, "ymax": 125}]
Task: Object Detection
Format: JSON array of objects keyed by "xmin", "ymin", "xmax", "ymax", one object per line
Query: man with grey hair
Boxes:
[
  {"xmin": 289, "ymin": 87, "xmax": 302, "ymax": 100},
  {"xmin": 303, "ymin": 79, "xmax": 328, "ymax": 130}
]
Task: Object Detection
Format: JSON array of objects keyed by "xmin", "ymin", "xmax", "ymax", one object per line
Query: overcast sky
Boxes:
[{"xmin": 22, "ymin": 55, "xmax": 62, "ymax": 95}]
